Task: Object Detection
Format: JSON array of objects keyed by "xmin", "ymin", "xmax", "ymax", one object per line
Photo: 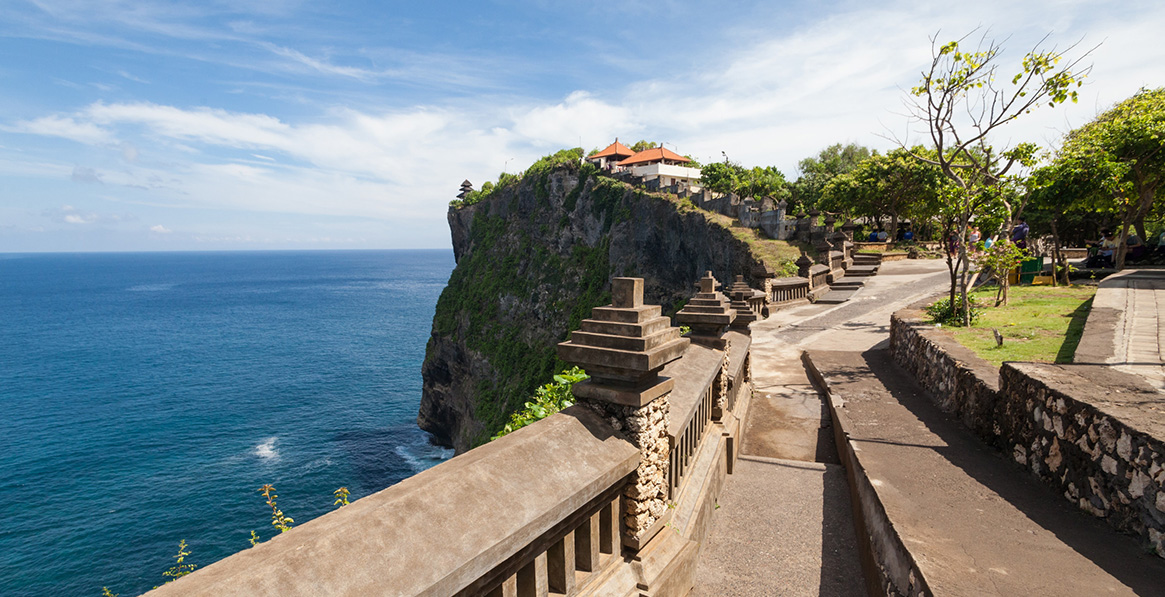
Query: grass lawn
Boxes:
[
  {"xmin": 948, "ymin": 285, "xmax": 1096, "ymax": 366},
  {"xmin": 695, "ymin": 208, "xmax": 808, "ymax": 276}
]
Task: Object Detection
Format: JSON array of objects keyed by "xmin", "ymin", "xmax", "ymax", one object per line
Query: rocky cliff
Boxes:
[{"xmin": 419, "ymin": 162, "xmax": 766, "ymax": 452}]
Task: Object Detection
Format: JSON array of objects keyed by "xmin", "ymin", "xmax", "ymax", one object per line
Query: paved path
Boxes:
[
  {"xmin": 691, "ymin": 260, "xmax": 950, "ymax": 596},
  {"xmin": 1103, "ymin": 270, "xmax": 1165, "ymax": 389}
]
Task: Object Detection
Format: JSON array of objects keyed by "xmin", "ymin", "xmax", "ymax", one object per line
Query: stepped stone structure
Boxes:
[
  {"xmin": 727, "ymin": 275, "xmax": 759, "ymax": 329},
  {"xmin": 675, "ymin": 272, "xmax": 736, "ymax": 349},
  {"xmin": 557, "ymin": 277, "xmax": 690, "ymax": 546}
]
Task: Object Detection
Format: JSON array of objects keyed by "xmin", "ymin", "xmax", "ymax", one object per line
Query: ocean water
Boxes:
[{"xmin": 0, "ymin": 250, "xmax": 455, "ymax": 596}]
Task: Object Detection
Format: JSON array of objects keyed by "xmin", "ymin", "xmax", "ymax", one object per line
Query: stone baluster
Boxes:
[{"xmin": 557, "ymin": 278, "xmax": 689, "ymax": 550}]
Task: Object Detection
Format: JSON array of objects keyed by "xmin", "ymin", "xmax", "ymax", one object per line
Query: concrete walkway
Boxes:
[
  {"xmin": 809, "ymin": 349, "xmax": 1165, "ymax": 595},
  {"xmin": 1092, "ymin": 269, "xmax": 1165, "ymax": 390},
  {"xmin": 691, "ymin": 260, "xmax": 951, "ymax": 596}
]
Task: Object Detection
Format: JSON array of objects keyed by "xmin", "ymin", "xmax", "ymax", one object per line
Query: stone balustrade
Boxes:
[
  {"xmin": 145, "ymin": 405, "xmax": 638, "ymax": 597},
  {"xmin": 770, "ymin": 277, "xmax": 810, "ymax": 305}
]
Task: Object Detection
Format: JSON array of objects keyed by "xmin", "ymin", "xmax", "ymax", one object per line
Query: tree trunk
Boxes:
[
  {"xmin": 1050, "ymin": 218, "xmax": 1064, "ymax": 287},
  {"xmin": 959, "ymin": 212, "xmax": 971, "ymax": 326}
]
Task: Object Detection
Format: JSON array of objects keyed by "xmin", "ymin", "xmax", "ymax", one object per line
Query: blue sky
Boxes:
[{"xmin": 1, "ymin": 0, "xmax": 1162, "ymax": 251}]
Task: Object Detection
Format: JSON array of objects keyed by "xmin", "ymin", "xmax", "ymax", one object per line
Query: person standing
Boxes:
[{"xmin": 1010, "ymin": 218, "xmax": 1029, "ymax": 249}]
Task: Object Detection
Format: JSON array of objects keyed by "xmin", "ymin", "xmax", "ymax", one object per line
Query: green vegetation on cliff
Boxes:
[
  {"xmin": 450, "ymin": 148, "xmax": 586, "ymax": 209},
  {"xmin": 423, "ymin": 152, "xmax": 773, "ymax": 451}
]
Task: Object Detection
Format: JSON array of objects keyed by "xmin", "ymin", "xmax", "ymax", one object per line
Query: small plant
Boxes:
[
  {"xmin": 972, "ymin": 240, "xmax": 1029, "ymax": 306},
  {"xmin": 491, "ymin": 367, "xmax": 589, "ymax": 440},
  {"xmin": 160, "ymin": 540, "xmax": 196, "ymax": 584},
  {"xmin": 101, "ymin": 587, "xmax": 118, "ymax": 597},
  {"xmin": 926, "ymin": 296, "xmax": 981, "ymax": 327},
  {"xmin": 259, "ymin": 484, "xmax": 294, "ymax": 533},
  {"xmin": 333, "ymin": 487, "xmax": 350, "ymax": 508},
  {"xmin": 249, "ymin": 530, "xmax": 261, "ymax": 546}
]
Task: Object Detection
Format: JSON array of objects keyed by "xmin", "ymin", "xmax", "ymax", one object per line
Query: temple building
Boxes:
[
  {"xmin": 584, "ymin": 139, "xmax": 636, "ymax": 170},
  {"xmin": 617, "ymin": 146, "xmax": 703, "ymax": 190}
]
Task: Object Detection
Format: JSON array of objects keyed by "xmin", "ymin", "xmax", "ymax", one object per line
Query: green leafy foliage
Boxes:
[
  {"xmin": 160, "ymin": 540, "xmax": 196, "ymax": 584},
  {"xmin": 333, "ymin": 487, "xmax": 350, "ymax": 508},
  {"xmin": 793, "ymin": 143, "xmax": 872, "ymax": 212},
  {"xmin": 700, "ymin": 161, "xmax": 790, "ymax": 200},
  {"xmin": 259, "ymin": 484, "xmax": 294, "ymax": 533},
  {"xmin": 820, "ymin": 147, "xmax": 947, "ymax": 232},
  {"xmin": 926, "ymin": 296, "xmax": 982, "ymax": 327},
  {"xmin": 1046, "ymin": 88, "xmax": 1165, "ymax": 268},
  {"xmin": 973, "ymin": 239, "xmax": 1029, "ymax": 306},
  {"xmin": 491, "ymin": 367, "xmax": 589, "ymax": 440},
  {"xmin": 451, "ymin": 148, "xmax": 585, "ymax": 208},
  {"xmin": 905, "ymin": 31, "xmax": 1089, "ymax": 324}
]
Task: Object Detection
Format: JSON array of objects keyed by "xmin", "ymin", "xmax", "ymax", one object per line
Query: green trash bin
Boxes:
[{"xmin": 1018, "ymin": 257, "xmax": 1044, "ymax": 284}]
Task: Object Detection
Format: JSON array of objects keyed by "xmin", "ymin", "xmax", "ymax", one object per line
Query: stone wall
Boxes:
[
  {"xmin": 890, "ymin": 307, "xmax": 1165, "ymax": 557},
  {"xmin": 889, "ymin": 307, "xmax": 1001, "ymax": 440},
  {"xmin": 1000, "ymin": 363, "xmax": 1165, "ymax": 556}
]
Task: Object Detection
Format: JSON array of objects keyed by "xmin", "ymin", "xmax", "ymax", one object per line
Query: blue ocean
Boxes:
[{"xmin": 0, "ymin": 250, "xmax": 455, "ymax": 596}]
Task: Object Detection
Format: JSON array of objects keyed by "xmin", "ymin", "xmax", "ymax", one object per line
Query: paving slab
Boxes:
[
  {"xmin": 809, "ymin": 348, "xmax": 1165, "ymax": 596},
  {"xmin": 689, "ymin": 456, "xmax": 865, "ymax": 597}
]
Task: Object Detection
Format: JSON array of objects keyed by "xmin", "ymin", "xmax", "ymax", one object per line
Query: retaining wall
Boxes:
[{"xmin": 890, "ymin": 307, "xmax": 1165, "ymax": 557}]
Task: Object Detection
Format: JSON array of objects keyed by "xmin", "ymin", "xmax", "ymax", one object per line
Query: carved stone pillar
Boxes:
[
  {"xmin": 796, "ymin": 252, "xmax": 814, "ymax": 279},
  {"xmin": 727, "ymin": 275, "xmax": 758, "ymax": 330},
  {"xmin": 557, "ymin": 278, "xmax": 689, "ymax": 549},
  {"xmin": 674, "ymin": 272, "xmax": 735, "ymax": 349}
]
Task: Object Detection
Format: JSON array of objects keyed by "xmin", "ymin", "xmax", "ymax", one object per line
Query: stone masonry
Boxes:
[
  {"xmin": 727, "ymin": 275, "xmax": 758, "ymax": 329},
  {"xmin": 891, "ymin": 308, "xmax": 1165, "ymax": 557},
  {"xmin": 558, "ymin": 277, "xmax": 690, "ymax": 546},
  {"xmin": 675, "ymin": 272, "xmax": 736, "ymax": 350}
]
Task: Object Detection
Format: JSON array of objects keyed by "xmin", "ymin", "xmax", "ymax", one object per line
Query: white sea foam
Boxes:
[
  {"xmin": 395, "ymin": 445, "xmax": 423, "ymax": 473},
  {"xmin": 126, "ymin": 283, "xmax": 176, "ymax": 292},
  {"xmin": 254, "ymin": 437, "xmax": 279, "ymax": 460}
]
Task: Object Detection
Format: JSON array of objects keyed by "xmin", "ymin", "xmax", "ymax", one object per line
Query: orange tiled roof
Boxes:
[
  {"xmin": 588, "ymin": 140, "xmax": 636, "ymax": 160},
  {"xmin": 617, "ymin": 147, "xmax": 691, "ymax": 166}
]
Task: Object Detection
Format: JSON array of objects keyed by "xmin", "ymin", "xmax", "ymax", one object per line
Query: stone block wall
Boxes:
[
  {"xmin": 1000, "ymin": 363, "xmax": 1165, "ymax": 556},
  {"xmin": 890, "ymin": 307, "xmax": 1165, "ymax": 557},
  {"xmin": 889, "ymin": 309, "xmax": 1002, "ymax": 443}
]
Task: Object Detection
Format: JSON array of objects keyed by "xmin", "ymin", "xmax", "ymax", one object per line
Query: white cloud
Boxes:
[
  {"xmin": 7, "ymin": 115, "xmax": 113, "ymax": 144},
  {"xmin": 149, "ymin": 224, "xmax": 171, "ymax": 233},
  {"xmin": 4, "ymin": 0, "xmax": 1163, "ymax": 251}
]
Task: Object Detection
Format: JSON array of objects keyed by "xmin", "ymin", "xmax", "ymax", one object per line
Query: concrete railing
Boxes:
[
  {"xmin": 809, "ymin": 264, "xmax": 830, "ymax": 290},
  {"xmin": 770, "ymin": 277, "xmax": 809, "ymax": 305},
  {"xmin": 664, "ymin": 342, "xmax": 722, "ymax": 500}
]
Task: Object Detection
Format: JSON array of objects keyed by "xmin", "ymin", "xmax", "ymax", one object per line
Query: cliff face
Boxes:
[{"xmin": 419, "ymin": 164, "xmax": 765, "ymax": 452}]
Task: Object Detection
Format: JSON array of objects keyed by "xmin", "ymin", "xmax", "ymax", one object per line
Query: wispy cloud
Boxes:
[
  {"xmin": 3, "ymin": 0, "xmax": 1162, "ymax": 251},
  {"xmin": 6, "ymin": 115, "xmax": 114, "ymax": 144}
]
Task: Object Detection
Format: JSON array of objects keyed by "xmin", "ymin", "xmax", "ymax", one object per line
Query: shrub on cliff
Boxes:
[
  {"xmin": 491, "ymin": 367, "xmax": 589, "ymax": 440},
  {"xmin": 451, "ymin": 148, "xmax": 585, "ymax": 208}
]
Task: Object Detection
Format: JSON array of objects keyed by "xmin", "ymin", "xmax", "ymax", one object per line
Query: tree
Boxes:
[
  {"xmin": 1051, "ymin": 87, "xmax": 1165, "ymax": 269},
  {"xmin": 820, "ymin": 147, "xmax": 946, "ymax": 235},
  {"xmin": 699, "ymin": 161, "xmax": 745, "ymax": 195},
  {"xmin": 699, "ymin": 161, "xmax": 790, "ymax": 200},
  {"xmin": 793, "ymin": 143, "xmax": 872, "ymax": 212},
  {"xmin": 737, "ymin": 166, "xmax": 791, "ymax": 201},
  {"xmin": 902, "ymin": 31, "xmax": 1090, "ymax": 324},
  {"xmin": 629, "ymin": 140, "xmax": 658, "ymax": 153}
]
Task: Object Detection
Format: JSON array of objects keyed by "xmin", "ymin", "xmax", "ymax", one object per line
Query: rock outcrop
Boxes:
[{"xmin": 419, "ymin": 163, "xmax": 765, "ymax": 452}]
